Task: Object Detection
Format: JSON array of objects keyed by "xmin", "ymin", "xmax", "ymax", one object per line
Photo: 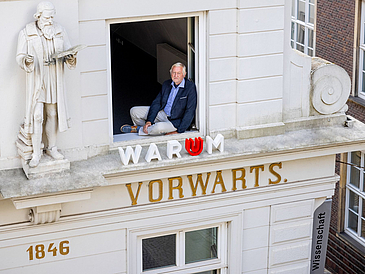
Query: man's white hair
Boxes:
[
  {"xmin": 34, "ymin": 1, "xmax": 56, "ymax": 19},
  {"xmin": 170, "ymin": 62, "xmax": 186, "ymax": 75}
]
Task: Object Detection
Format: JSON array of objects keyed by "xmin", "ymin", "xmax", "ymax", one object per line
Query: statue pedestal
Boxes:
[{"xmin": 21, "ymin": 154, "xmax": 70, "ymax": 180}]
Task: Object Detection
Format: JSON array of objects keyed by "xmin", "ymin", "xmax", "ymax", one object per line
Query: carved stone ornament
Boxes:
[
  {"xmin": 15, "ymin": 2, "xmax": 81, "ymax": 178},
  {"xmin": 12, "ymin": 189, "xmax": 92, "ymax": 225},
  {"xmin": 311, "ymin": 58, "xmax": 351, "ymax": 115},
  {"xmin": 29, "ymin": 207, "xmax": 61, "ymax": 224}
]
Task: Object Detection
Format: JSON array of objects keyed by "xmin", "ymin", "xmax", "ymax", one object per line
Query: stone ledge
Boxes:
[
  {"xmin": 2, "ymin": 119, "xmax": 365, "ymax": 200},
  {"xmin": 348, "ymin": 95, "xmax": 365, "ymax": 108},
  {"xmin": 21, "ymin": 154, "xmax": 70, "ymax": 180},
  {"xmin": 12, "ymin": 189, "xmax": 93, "ymax": 209}
]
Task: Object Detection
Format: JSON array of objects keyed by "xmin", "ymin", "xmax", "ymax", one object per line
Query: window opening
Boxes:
[{"xmin": 110, "ymin": 16, "xmax": 199, "ymax": 142}]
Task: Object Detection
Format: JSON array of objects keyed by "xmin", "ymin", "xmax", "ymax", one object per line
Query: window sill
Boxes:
[
  {"xmin": 111, "ymin": 130, "xmax": 202, "ymax": 149},
  {"xmin": 348, "ymin": 95, "xmax": 365, "ymax": 108},
  {"xmin": 336, "ymin": 231, "xmax": 365, "ymax": 257}
]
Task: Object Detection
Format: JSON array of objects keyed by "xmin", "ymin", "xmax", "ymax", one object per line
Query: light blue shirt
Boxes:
[{"xmin": 164, "ymin": 78, "xmax": 185, "ymax": 117}]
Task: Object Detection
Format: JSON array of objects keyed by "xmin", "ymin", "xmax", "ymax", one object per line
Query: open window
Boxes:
[{"xmin": 109, "ymin": 15, "xmax": 201, "ymax": 142}]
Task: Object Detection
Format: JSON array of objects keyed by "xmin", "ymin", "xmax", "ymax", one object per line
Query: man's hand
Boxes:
[
  {"xmin": 143, "ymin": 121, "xmax": 152, "ymax": 134},
  {"xmin": 165, "ymin": 131, "xmax": 178, "ymax": 135}
]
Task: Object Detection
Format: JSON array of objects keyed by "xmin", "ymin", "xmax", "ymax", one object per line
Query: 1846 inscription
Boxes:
[{"xmin": 26, "ymin": 240, "xmax": 70, "ymax": 261}]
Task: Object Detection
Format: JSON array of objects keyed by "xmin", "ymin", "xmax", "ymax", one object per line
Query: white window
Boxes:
[
  {"xmin": 291, "ymin": 0, "xmax": 315, "ymax": 56},
  {"xmin": 345, "ymin": 151, "xmax": 365, "ymax": 244},
  {"xmin": 358, "ymin": 1, "xmax": 365, "ymax": 99},
  {"xmin": 136, "ymin": 224, "xmax": 227, "ymax": 274},
  {"xmin": 108, "ymin": 13, "xmax": 206, "ymax": 143}
]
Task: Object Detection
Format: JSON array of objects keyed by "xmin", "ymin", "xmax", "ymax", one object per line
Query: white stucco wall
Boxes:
[
  {"xmin": 0, "ymin": 0, "xmax": 81, "ymax": 169},
  {"xmin": 0, "ymin": 0, "xmax": 306, "ymax": 170},
  {"xmin": 0, "ymin": 154, "xmax": 336, "ymax": 273},
  {"xmin": 0, "ymin": 1, "xmax": 361, "ymax": 274}
]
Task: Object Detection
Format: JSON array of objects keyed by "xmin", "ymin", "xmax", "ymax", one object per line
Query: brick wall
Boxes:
[
  {"xmin": 347, "ymin": 98, "xmax": 365, "ymax": 121},
  {"xmin": 316, "ymin": 0, "xmax": 356, "ymax": 79},
  {"xmin": 326, "ymin": 226, "xmax": 365, "ymax": 274},
  {"xmin": 325, "ymin": 100, "xmax": 365, "ymax": 273},
  {"xmin": 316, "ymin": 1, "xmax": 365, "ymax": 272}
]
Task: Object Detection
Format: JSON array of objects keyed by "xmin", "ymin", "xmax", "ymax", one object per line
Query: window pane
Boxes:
[
  {"xmin": 291, "ymin": 22, "xmax": 295, "ymax": 40},
  {"xmin": 297, "ymin": 24, "xmax": 305, "ymax": 44},
  {"xmin": 363, "ymin": 53, "xmax": 365, "ymax": 71},
  {"xmin": 308, "ymin": 28, "xmax": 313, "ymax": 48},
  {"xmin": 143, "ymin": 234, "xmax": 176, "ymax": 271},
  {"xmin": 350, "ymin": 151, "xmax": 361, "ymax": 166},
  {"xmin": 308, "ymin": 48, "xmax": 313, "ymax": 57},
  {"xmin": 297, "ymin": 0, "xmax": 305, "ymax": 22},
  {"xmin": 296, "ymin": 43, "xmax": 304, "ymax": 53},
  {"xmin": 194, "ymin": 271, "xmax": 218, "ymax": 274},
  {"xmin": 348, "ymin": 210, "xmax": 358, "ymax": 232},
  {"xmin": 349, "ymin": 152, "xmax": 361, "ymax": 188},
  {"xmin": 185, "ymin": 227, "xmax": 218, "ymax": 264},
  {"xmin": 309, "ymin": 4, "xmax": 314, "ymax": 24},
  {"xmin": 362, "ymin": 72, "xmax": 365, "ymax": 93},
  {"xmin": 349, "ymin": 191, "xmax": 359, "ymax": 213}
]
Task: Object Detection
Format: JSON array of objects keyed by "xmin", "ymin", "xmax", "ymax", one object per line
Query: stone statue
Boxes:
[{"xmin": 16, "ymin": 2, "xmax": 76, "ymax": 168}]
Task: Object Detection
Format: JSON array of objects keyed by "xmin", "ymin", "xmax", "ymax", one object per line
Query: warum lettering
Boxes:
[{"xmin": 118, "ymin": 134, "xmax": 224, "ymax": 165}]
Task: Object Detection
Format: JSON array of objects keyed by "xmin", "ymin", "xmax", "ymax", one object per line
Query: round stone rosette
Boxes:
[{"xmin": 311, "ymin": 64, "xmax": 350, "ymax": 114}]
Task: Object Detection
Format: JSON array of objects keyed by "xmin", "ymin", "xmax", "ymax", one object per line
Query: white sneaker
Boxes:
[
  {"xmin": 138, "ymin": 127, "xmax": 148, "ymax": 136},
  {"xmin": 46, "ymin": 147, "xmax": 64, "ymax": 160}
]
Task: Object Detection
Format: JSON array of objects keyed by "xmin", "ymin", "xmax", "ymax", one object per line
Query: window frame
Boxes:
[
  {"xmin": 290, "ymin": 0, "xmax": 316, "ymax": 56},
  {"xmin": 136, "ymin": 223, "xmax": 228, "ymax": 274},
  {"xmin": 106, "ymin": 12, "xmax": 207, "ymax": 144},
  {"xmin": 357, "ymin": 1, "xmax": 365, "ymax": 99},
  {"xmin": 344, "ymin": 151, "xmax": 365, "ymax": 244}
]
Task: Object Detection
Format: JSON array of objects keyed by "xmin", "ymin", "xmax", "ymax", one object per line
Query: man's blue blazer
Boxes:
[{"xmin": 147, "ymin": 78, "xmax": 197, "ymax": 133}]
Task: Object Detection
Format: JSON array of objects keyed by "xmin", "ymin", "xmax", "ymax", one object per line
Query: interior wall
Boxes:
[{"xmin": 112, "ymin": 18, "xmax": 187, "ymax": 58}]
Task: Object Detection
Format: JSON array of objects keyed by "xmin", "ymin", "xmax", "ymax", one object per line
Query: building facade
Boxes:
[
  {"xmin": 313, "ymin": 0, "xmax": 365, "ymax": 273},
  {"xmin": 1, "ymin": 0, "xmax": 364, "ymax": 273}
]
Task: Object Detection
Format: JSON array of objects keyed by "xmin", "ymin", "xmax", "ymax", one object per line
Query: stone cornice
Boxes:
[{"xmin": 1, "ymin": 119, "xmax": 365, "ymax": 200}]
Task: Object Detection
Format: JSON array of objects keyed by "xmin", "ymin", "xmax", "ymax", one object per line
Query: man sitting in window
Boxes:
[{"xmin": 121, "ymin": 62, "xmax": 197, "ymax": 135}]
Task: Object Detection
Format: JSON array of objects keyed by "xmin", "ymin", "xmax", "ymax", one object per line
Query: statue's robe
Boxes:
[{"xmin": 16, "ymin": 21, "xmax": 76, "ymax": 134}]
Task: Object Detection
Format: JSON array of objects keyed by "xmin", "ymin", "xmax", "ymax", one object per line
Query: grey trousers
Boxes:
[{"xmin": 130, "ymin": 106, "xmax": 177, "ymax": 135}]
